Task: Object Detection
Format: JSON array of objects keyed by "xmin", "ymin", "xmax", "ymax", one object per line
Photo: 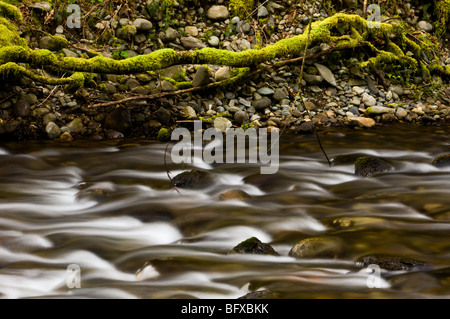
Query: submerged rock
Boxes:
[
  {"xmin": 288, "ymin": 237, "xmax": 343, "ymax": 259},
  {"xmin": 219, "ymin": 189, "xmax": 251, "ymax": 201},
  {"xmin": 354, "ymin": 155, "xmax": 393, "ymax": 177},
  {"xmin": 171, "ymin": 169, "xmax": 214, "ymax": 189},
  {"xmin": 432, "ymin": 154, "xmax": 450, "ymax": 168},
  {"xmin": 355, "ymin": 254, "xmax": 430, "ymax": 271},
  {"xmin": 229, "ymin": 237, "xmax": 279, "ymax": 255}
]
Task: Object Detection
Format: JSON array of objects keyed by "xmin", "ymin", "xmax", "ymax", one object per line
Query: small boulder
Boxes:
[
  {"xmin": 229, "ymin": 237, "xmax": 279, "ymax": 255},
  {"xmin": 432, "ymin": 154, "xmax": 450, "ymax": 168},
  {"xmin": 354, "ymin": 155, "xmax": 393, "ymax": 177},
  {"xmin": 289, "ymin": 237, "xmax": 343, "ymax": 259},
  {"xmin": 171, "ymin": 169, "xmax": 214, "ymax": 189},
  {"xmin": 356, "ymin": 254, "xmax": 430, "ymax": 271}
]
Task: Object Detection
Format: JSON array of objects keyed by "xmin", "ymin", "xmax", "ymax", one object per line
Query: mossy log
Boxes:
[{"xmin": 0, "ymin": 1, "xmax": 449, "ymax": 92}]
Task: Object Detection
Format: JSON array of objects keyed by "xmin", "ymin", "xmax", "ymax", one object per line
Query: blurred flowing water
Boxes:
[{"xmin": 0, "ymin": 124, "xmax": 449, "ymax": 299}]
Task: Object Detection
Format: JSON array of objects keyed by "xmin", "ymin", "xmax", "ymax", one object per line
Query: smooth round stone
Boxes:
[{"xmin": 257, "ymin": 87, "xmax": 275, "ymax": 95}]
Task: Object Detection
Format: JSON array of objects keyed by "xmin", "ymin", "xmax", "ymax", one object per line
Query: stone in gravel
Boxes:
[
  {"xmin": 234, "ymin": 110, "xmax": 249, "ymax": 125},
  {"xmin": 257, "ymin": 87, "xmax": 274, "ymax": 95},
  {"xmin": 395, "ymin": 107, "xmax": 408, "ymax": 119},
  {"xmin": 180, "ymin": 36, "xmax": 206, "ymax": 49},
  {"xmin": 155, "ymin": 107, "xmax": 171, "ymax": 126},
  {"xmin": 381, "ymin": 113, "xmax": 397, "ymax": 122},
  {"xmin": 418, "ymin": 21, "xmax": 433, "ymax": 32},
  {"xmin": 116, "ymin": 25, "xmax": 137, "ymax": 41},
  {"xmin": 104, "ymin": 107, "xmax": 132, "ymax": 132},
  {"xmin": 227, "ymin": 106, "xmax": 241, "ymax": 114},
  {"xmin": 29, "ymin": 2, "xmax": 51, "ymax": 11},
  {"xmin": 352, "ymin": 86, "xmax": 365, "ymax": 95},
  {"xmin": 159, "ymin": 27, "xmax": 178, "ymax": 42},
  {"xmin": 184, "ymin": 26, "xmax": 198, "ymax": 36},
  {"xmin": 13, "ymin": 100, "xmax": 30, "ymax": 117},
  {"xmin": 229, "ymin": 237, "xmax": 278, "ymax": 255},
  {"xmin": 62, "ymin": 48, "xmax": 79, "ymax": 58},
  {"xmin": 257, "ymin": 6, "xmax": 269, "ymax": 18},
  {"xmin": 214, "ymin": 66, "xmax": 231, "ymax": 81},
  {"xmin": 361, "ymin": 93, "xmax": 377, "ymax": 107},
  {"xmin": 289, "ymin": 237, "xmax": 343, "ymax": 258},
  {"xmin": 160, "ymin": 65, "xmax": 185, "ymax": 81},
  {"xmin": 192, "ymin": 66, "xmax": 210, "ymax": 87},
  {"xmin": 214, "ymin": 117, "xmax": 232, "ymax": 132},
  {"xmin": 182, "ymin": 106, "xmax": 197, "ymax": 118},
  {"xmin": 160, "ymin": 80, "xmax": 176, "ymax": 91},
  {"xmin": 273, "ymin": 88, "xmax": 287, "ymax": 101},
  {"xmin": 303, "ymin": 74, "xmax": 323, "ymax": 84},
  {"xmin": 39, "ymin": 36, "xmax": 63, "ymax": 51},
  {"xmin": 389, "ymin": 85, "xmax": 404, "ymax": 96},
  {"xmin": 208, "ymin": 35, "xmax": 220, "ymax": 47},
  {"xmin": 42, "ymin": 113, "xmax": 56, "ymax": 126},
  {"xmin": 304, "ymin": 100, "xmax": 316, "ymax": 111},
  {"xmin": 350, "ymin": 96, "xmax": 361, "ymax": 105},
  {"xmin": 67, "ymin": 118, "xmax": 84, "ymax": 134},
  {"xmin": 365, "ymin": 106, "xmax": 395, "ymax": 115},
  {"xmin": 32, "ymin": 107, "xmax": 50, "ymax": 117},
  {"xmin": 314, "ymin": 63, "xmax": 337, "ymax": 87},
  {"xmin": 45, "ymin": 122, "xmax": 61, "ymax": 139},
  {"xmin": 354, "ymin": 155, "xmax": 393, "ymax": 177},
  {"xmin": 206, "ymin": 5, "xmax": 229, "ymax": 20},
  {"xmin": 252, "ymin": 97, "xmax": 272, "ymax": 111},
  {"xmin": 348, "ymin": 116, "xmax": 375, "ymax": 128},
  {"xmin": 132, "ymin": 18, "xmax": 153, "ymax": 32},
  {"xmin": 126, "ymin": 78, "xmax": 140, "ymax": 90}
]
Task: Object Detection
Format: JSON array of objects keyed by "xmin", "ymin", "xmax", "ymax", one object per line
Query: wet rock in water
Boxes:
[
  {"xmin": 238, "ymin": 289, "xmax": 278, "ymax": 299},
  {"xmin": 171, "ymin": 169, "xmax": 214, "ymax": 189},
  {"xmin": 297, "ymin": 121, "xmax": 314, "ymax": 134},
  {"xmin": 355, "ymin": 254, "xmax": 430, "ymax": 271},
  {"xmin": 229, "ymin": 237, "xmax": 279, "ymax": 256},
  {"xmin": 388, "ymin": 272, "xmax": 441, "ymax": 293},
  {"xmin": 332, "ymin": 153, "xmax": 371, "ymax": 166},
  {"xmin": 432, "ymin": 154, "xmax": 450, "ymax": 168},
  {"xmin": 354, "ymin": 155, "xmax": 393, "ymax": 177},
  {"xmin": 288, "ymin": 237, "xmax": 343, "ymax": 259},
  {"xmin": 219, "ymin": 189, "xmax": 251, "ymax": 201},
  {"xmin": 76, "ymin": 181, "xmax": 116, "ymax": 201}
]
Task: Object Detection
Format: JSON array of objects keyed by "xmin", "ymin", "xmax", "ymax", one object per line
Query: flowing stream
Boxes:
[{"xmin": 0, "ymin": 124, "xmax": 449, "ymax": 299}]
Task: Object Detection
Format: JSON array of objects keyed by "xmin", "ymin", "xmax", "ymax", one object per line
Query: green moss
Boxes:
[
  {"xmin": 434, "ymin": 0, "xmax": 450, "ymax": 37},
  {"xmin": 229, "ymin": 0, "xmax": 254, "ymax": 19},
  {"xmin": 0, "ymin": 0, "xmax": 22, "ymax": 23},
  {"xmin": 157, "ymin": 127, "xmax": 172, "ymax": 142}
]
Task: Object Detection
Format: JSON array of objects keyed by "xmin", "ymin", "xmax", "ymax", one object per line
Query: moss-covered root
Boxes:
[{"xmin": 0, "ymin": 62, "xmax": 85, "ymax": 89}]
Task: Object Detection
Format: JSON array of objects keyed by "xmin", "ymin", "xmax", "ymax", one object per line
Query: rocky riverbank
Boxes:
[{"xmin": 1, "ymin": 0, "xmax": 449, "ymax": 142}]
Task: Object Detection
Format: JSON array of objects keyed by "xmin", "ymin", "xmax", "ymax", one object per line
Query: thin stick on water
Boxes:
[{"xmin": 314, "ymin": 128, "xmax": 332, "ymax": 167}]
